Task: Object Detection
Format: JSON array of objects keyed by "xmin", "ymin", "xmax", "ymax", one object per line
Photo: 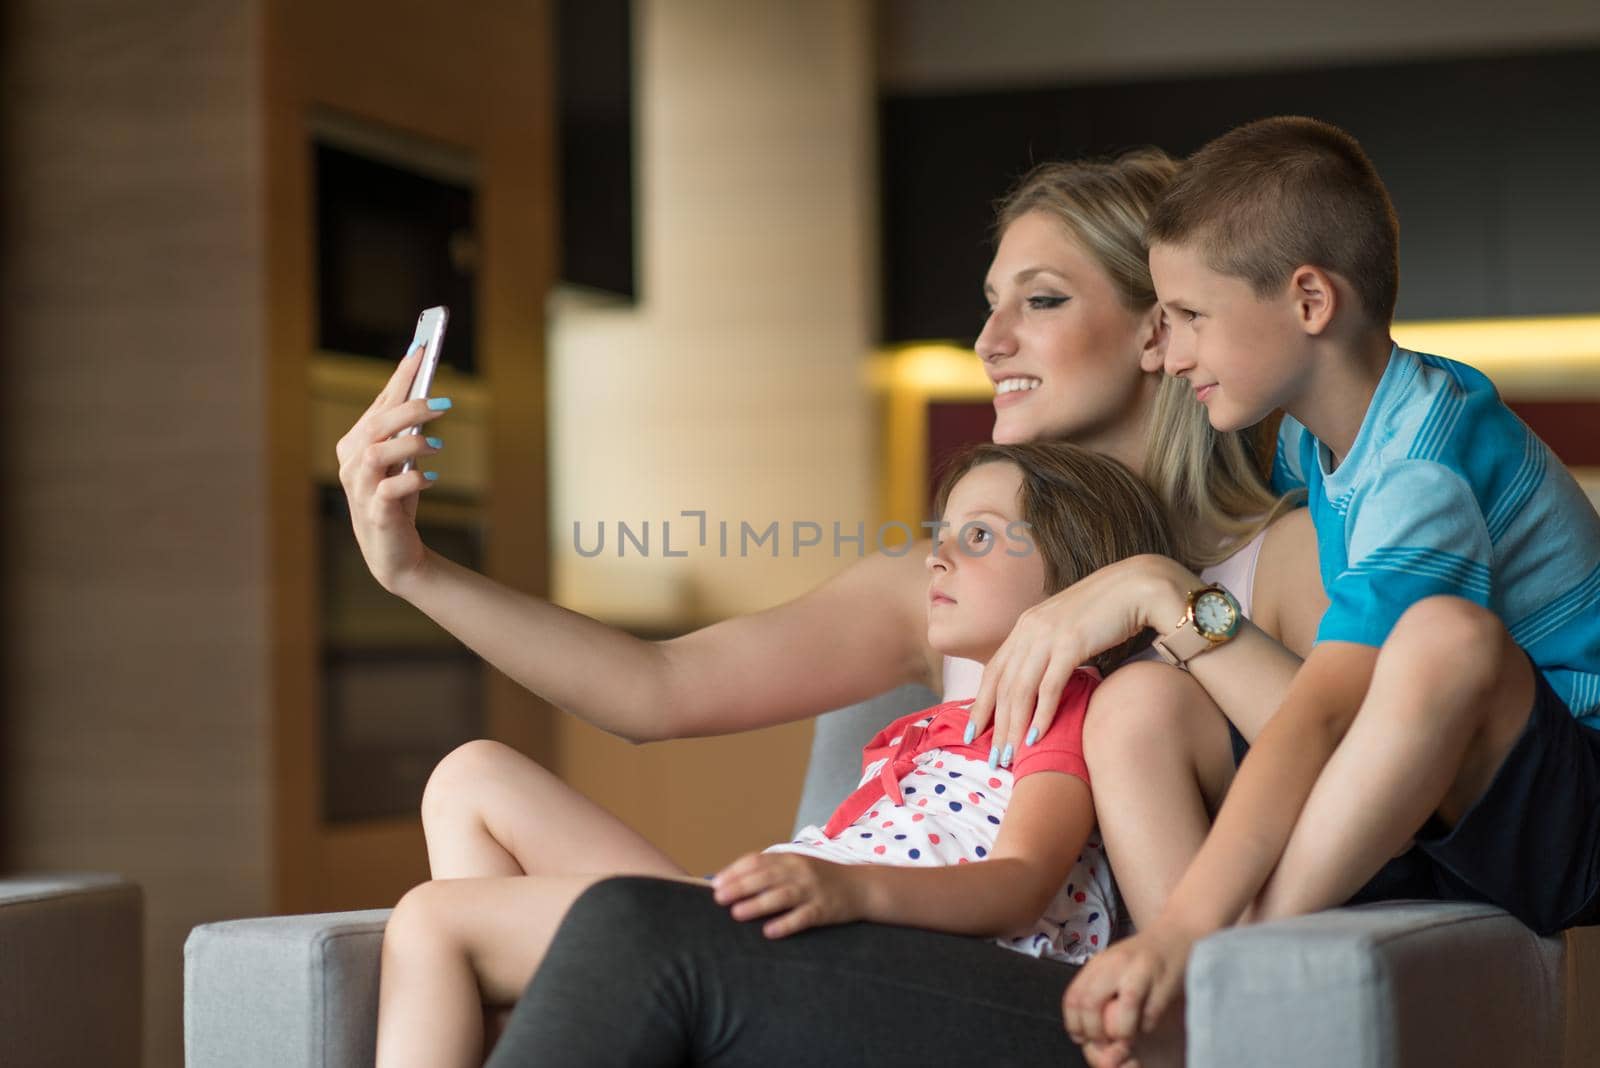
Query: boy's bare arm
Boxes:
[
  {"xmin": 1063, "ymin": 641, "xmax": 1377, "ymax": 1049},
  {"xmin": 713, "ymin": 772, "xmax": 1093, "ymax": 938},
  {"xmin": 1159, "ymin": 640, "xmax": 1377, "ymax": 935}
]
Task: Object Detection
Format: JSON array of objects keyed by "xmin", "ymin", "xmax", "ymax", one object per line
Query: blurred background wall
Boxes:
[
  {"xmin": 2, "ymin": 5, "xmax": 270, "ymax": 1065},
  {"xmin": 546, "ymin": 0, "xmax": 877, "ymax": 869}
]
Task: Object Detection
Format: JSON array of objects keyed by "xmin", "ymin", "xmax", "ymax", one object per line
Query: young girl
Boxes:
[{"xmin": 375, "ymin": 441, "xmax": 1173, "ymax": 1068}]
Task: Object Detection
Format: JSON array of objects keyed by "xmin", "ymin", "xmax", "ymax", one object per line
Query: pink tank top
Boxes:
[{"xmin": 940, "ymin": 527, "xmax": 1270, "ymax": 701}]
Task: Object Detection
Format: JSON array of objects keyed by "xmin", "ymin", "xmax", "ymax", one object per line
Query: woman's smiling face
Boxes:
[{"xmin": 977, "ymin": 211, "xmax": 1160, "ymax": 464}]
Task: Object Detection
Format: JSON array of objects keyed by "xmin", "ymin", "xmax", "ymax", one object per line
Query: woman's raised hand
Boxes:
[
  {"xmin": 966, "ymin": 555, "xmax": 1194, "ymax": 768},
  {"xmin": 334, "ymin": 346, "xmax": 449, "ymax": 595}
]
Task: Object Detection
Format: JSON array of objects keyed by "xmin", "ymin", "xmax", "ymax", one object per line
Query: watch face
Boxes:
[{"xmin": 1194, "ymin": 590, "xmax": 1238, "ymax": 637}]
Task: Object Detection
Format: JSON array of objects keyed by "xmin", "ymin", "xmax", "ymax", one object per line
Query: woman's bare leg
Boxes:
[
  {"xmin": 420, "ymin": 738, "xmax": 683, "ymax": 879},
  {"xmin": 379, "ymin": 740, "xmax": 695, "ymax": 1067},
  {"xmin": 377, "ymin": 872, "xmax": 706, "ymax": 1068}
]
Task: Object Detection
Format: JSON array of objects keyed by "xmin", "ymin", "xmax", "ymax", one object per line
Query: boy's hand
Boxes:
[
  {"xmin": 967, "ymin": 555, "xmax": 1195, "ymax": 767},
  {"xmin": 1063, "ymin": 924, "xmax": 1194, "ymax": 1048},
  {"xmin": 711, "ymin": 853, "xmax": 865, "ymax": 938},
  {"xmin": 1083, "ymin": 1038, "xmax": 1135, "ymax": 1068}
]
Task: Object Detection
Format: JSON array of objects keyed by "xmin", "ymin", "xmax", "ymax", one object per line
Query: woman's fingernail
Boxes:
[
  {"xmin": 1026, "ymin": 727, "xmax": 1038, "ymax": 747},
  {"xmin": 423, "ymin": 471, "xmax": 439, "ymax": 481},
  {"xmin": 425, "ymin": 436, "xmax": 443, "ymax": 449},
  {"xmin": 1002, "ymin": 743, "xmax": 1014, "ymax": 767},
  {"xmin": 427, "ymin": 397, "xmax": 453, "ymax": 411},
  {"xmin": 988, "ymin": 746, "xmax": 1000, "ymax": 769},
  {"xmin": 964, "ymin": 722, "xmax": 976, "ymax": 745}
]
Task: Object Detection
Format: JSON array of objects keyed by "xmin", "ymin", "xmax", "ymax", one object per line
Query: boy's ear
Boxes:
[
  {"xmin": 1137, "ymin": 303, "xmax": 1167, "ymax": 373},
  {"xmin": 1290, "ymin": 265, "xmax": 1337, "ymax": 335}
]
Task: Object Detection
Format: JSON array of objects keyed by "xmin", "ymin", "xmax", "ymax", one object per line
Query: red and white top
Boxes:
[{"xmin": 767, "ymin": 668, "xmax": 1117, "ymax": 964}]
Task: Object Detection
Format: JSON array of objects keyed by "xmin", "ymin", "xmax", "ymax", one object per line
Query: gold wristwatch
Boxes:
[{"xmin": 1152, "ymin": 584, "xmax": 1241, "ymax": 669}]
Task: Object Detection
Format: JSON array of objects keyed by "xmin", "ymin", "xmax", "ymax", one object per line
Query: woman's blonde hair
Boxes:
[
  {"xmin": 933, "ymin": 442, "xmax": 1172, "ymax": 675},
  {"xmin": 995, "ymin": 149, "xmax": 1299, "ymax": 567}
]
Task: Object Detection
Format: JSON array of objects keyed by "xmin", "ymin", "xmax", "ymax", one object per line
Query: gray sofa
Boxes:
[
  {"xmin": 186, "ymin": 686, "xmax": 1600, "ymax": 1066},
  {"xmin": 2, "ymin": 873, "xmax": 143, "ymax": 1068}
]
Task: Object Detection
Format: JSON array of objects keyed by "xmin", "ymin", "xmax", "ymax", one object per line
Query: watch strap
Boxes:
[{"xmin": 1153, "ymin": 620, "xmax": 1213, "ymax": 667}]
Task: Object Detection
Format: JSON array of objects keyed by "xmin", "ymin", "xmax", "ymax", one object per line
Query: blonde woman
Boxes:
[
  {"xmin": 337, "ymin": 149, "xmax": 1326, "ymax": 1067},
  {"xmin": 377, "ymin": 442, "xmax": 1182, "ymax": 1068}
]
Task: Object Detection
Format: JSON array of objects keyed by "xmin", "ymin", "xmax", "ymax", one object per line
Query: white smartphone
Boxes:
[{"xmin": 397, "ymin": 306, "xmax": 449, "ymax": 474}]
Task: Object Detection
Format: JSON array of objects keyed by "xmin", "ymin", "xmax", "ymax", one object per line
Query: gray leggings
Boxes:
[{"xmin": 486, "ymin": 876, "xmax": 1090, "ymax": 1067}]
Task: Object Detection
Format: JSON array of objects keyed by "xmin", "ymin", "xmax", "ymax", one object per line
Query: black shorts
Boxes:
[{"xmin": 1227, "ymin": 654, "xmax": 1600, "ymax": 935}]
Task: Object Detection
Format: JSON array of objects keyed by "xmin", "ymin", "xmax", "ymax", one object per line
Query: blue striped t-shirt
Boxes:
[{"xmin": 1271, "ymin": 344, "xmax": 1600, "ymax": 727}]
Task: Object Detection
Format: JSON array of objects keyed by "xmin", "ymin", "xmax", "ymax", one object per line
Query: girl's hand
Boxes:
[
  {"xmin": 967, "ymin": 555, "xmax": 1197, "ymax": 769},
  {"xmin": 710, "ymin": 853, "xmax": 866, "ymax": 939},
  {"xmin": 334, "ymin": 346, "xmax": 449, "ymax": 595}
]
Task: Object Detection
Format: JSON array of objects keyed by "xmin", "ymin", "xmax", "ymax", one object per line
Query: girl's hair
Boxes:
[
  {"xmin": 932, "ymin": 442, "xmax": 1173, "ymax": 675},
  {"xmin": 995, "ymin": 149, "xmax": 1300, "ymax": 567}
]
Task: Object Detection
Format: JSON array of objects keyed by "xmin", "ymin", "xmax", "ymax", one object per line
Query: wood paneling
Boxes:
[
  {"xmin": 264, "ymin": 0, "xmax": 556, "ymax": 913},
  {"xmin": 3, "ymin": 3, "xmax": 555, "ymax": 1062},
  {"xmin": 3, "ymin": 5, "xmax": 270, "ymax": 1065}
]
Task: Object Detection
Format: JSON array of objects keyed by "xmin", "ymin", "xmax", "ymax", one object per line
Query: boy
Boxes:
[{"xmin": 1064, "ymin": 116, "xmax": 1600, "ymax": 1064}]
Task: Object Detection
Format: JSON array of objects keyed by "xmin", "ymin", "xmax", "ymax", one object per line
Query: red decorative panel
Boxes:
[
  {"xmin": 1507, "ymin": 402, "xmax": 1600, "ymax": 468},
  {"xmin": 926, "ymin": 401, "xmax": 995, "ymax": 511}
]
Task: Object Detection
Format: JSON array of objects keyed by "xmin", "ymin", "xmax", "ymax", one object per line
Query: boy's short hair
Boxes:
[
  {"xmin": 1147, "ymin": 116, "xmax": 1400, "ymax": 327},
  {"xmin": 932, "ymin": 441, "xmax": 1173, "ymax": 674}
]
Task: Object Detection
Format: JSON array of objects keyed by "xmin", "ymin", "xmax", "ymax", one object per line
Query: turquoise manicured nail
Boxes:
[
  {"xmin": 988, "ymin": 746, "xmax": 1000, "ymax": 769},
  {"xmin": 425, "ymin": 436, "xmax": 443, "ymax": 449},
  {"xmin": 423, "ymin": 471, "xmax": 439, "ymax": 481},
  {"xmin": 426, "ymin": 397, "xmax": 453, "ymax": 411},
  {"xmin": 964, "ymin": 722, "xmax": 976, "ymax": 745},
  {"xmin": 1025, "ymin": 727, "xmax": 1038, "ymax": 747},
  {"xmin": 1002, "ymin": 743, "xmax": 1015, "ymax": 767}
]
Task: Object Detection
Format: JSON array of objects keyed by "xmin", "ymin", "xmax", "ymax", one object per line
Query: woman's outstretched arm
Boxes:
[
  {"xmin": 397, "ymin": 546, "xmax": 934, "ymax": 742},
  {"xmin": 338, "ymin": 350, "xmax": 935, "ymax": 743}
]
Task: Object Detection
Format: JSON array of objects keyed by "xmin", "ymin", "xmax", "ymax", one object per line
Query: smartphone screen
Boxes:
[{"xmin": 398, "ymin": 306, "xmax": 449, "ymax": 474}]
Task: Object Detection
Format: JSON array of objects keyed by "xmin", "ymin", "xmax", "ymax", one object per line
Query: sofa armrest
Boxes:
[
  {"xmin": 185, "ymin": 909, "xmax": 390, "ymax": 1068},
  {"xmin": 1186, "ymin": 901, "xmax": 1564, "ymax": 1068},
  {"xmin": 0, "ymin": 873, "xmax": 142, "ymax": 1068}
]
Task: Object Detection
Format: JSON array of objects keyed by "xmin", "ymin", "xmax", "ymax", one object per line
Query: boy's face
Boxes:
[
  {"xmin": 924, "ymin": 461, "xmax": 1048, "ymax": 664},
  {"xmin": 1149, "ymin": 241, "xmax": 1312, "ymax": 432}
]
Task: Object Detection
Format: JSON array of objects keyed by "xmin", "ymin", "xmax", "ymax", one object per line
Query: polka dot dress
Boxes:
[{"xmin": 767, "ymin": 720, "xmax": 1117, "ymax": 965}]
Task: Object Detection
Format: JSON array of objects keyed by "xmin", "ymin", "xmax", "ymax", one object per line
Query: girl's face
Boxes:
[
  {"xmin": 924, "ymin": 461, "xmax": 1048, "ymax": 664},
  {"xmin": 977, "ymin": 211, "xmax": 1163, "ymax": 467}
]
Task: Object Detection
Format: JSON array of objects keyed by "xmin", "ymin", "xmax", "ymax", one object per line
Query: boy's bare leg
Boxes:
[
  {"xmin": 1252, "ymin": 597, "xmax": 1534, "ymax": 920},
  {"xmin": 376, "ymin": 872, "xmax": 707, "ymax": 1068},
  {"xmin": 420, "ymin": 738, "xmax": 683, "ymax": 880},
  {"xmin": 1085, "ymin": 662, "xmax": 1239, "ymax": 929}
]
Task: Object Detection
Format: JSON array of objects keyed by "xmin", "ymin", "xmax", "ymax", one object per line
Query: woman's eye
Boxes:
[{"xmin": 1027, "ymin": 295, "xmax": 1068, "ymax": 310}]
